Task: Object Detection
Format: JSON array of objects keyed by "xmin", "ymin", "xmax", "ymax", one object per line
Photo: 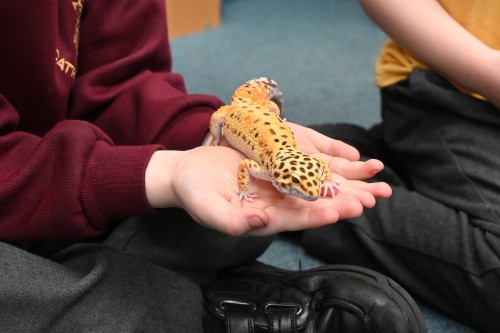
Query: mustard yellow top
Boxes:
[{"xmin": 375, "ymin": 0, "xmax": 500, "ymax": 97}]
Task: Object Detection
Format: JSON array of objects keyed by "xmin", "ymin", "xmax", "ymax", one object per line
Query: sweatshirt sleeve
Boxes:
[
  {"xmin": 71, "ymin": 0, "xmax": 224, "ymax": 150},
  {"xmin": 0, "ymin": 0, "xmax": 224, "ymax": 241},
  {"xmin": 0, "ymin": 95, "xmax": 162, "ymax": 241}
]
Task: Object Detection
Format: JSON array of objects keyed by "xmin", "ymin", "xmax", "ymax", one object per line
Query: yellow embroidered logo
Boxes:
[{"xmin": 55, "ymin": 49, "xmax": 77, "ymax": 78}]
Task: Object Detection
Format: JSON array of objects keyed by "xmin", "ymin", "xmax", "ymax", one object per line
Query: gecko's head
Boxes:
[{"xmin": 271, "ymin": 149, "xmax": 325, "ymax": 201}]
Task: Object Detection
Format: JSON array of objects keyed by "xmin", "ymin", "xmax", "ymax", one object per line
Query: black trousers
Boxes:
[
  {"xmin": 303, "ymin": 69, "xmax": 500, "ymax": 333},
  {"xmin": 0, "ymin": 209, "xmax": 273, "ymax": 332}
]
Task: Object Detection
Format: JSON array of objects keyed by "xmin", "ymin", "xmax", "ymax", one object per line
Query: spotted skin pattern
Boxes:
[{"xmin": 210, "ymin": 77, "xmax": 340, "ymax": 201}]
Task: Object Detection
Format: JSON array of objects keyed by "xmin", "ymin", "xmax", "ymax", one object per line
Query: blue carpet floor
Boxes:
[
  {"xmin": 171, "ymin": 0, "xmax": 385, "ymax": 128},
  {"xmin": 170, "ymin": 0, "xmax": 479, "ymax": 331}
]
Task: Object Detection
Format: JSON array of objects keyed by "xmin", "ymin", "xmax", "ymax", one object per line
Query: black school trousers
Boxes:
[
  {"xmin": 303, "ymin": 69, "xmax": 500, "ymax": 333},
  {"xmin": 0, "ymin": 209, "xmax": 273, "ymax": 332}
]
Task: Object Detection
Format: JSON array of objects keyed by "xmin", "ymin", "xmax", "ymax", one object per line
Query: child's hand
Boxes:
[{"xmin": 146, "ymin": 138, "xmax": 391, "ymax": 237}]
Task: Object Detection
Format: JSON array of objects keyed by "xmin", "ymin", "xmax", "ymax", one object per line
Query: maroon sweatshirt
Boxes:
[{"xmin": 0, "ymin": 1, "xmax": 223, "ymax": 241}]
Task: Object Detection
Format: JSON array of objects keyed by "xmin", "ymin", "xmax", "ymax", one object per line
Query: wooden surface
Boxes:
[{"xmin": 166, "ymin": 0, "xmax": 221, "ymax": 38}]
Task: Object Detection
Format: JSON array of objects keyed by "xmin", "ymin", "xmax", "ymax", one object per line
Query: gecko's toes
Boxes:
[
  {"xmin": 238, "ymin": 190, "xmax": 258, "ymax": 202},
  {"xmin": 321, "ymin": 181, "xmax": 341, "ymax": 197}
]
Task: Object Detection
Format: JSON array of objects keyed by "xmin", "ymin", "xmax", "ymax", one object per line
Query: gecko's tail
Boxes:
[
  {"xmin": 251, "ymin": 77, "xmax": 284, "ymax": 111},
  {"xmin": 233, "ymin": 77, "xmax": 284, "ymax": 112}
]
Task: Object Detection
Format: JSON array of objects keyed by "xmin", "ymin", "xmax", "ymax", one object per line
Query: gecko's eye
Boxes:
[{"xmin": 291, "ymin": 174, "xmax": 301, "ymax": 184}]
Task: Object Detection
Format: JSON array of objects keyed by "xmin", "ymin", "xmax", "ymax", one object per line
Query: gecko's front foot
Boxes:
[
  {"xmin": 236, "ymin": 188, "xmax": 258, "ymax": 202},
  {"xmin": 321, "ymin": 180, "xmax": 341, "ymax": 197}
]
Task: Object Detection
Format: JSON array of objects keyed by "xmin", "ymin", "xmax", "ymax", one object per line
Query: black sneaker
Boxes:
[{"xmin": 203, "ymin": 263, "xmax": 427, "ymax": 332}]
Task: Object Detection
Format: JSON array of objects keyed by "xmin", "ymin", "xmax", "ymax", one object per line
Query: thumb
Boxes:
[{"xmin": 193, "ymin": 198, "xmax": 270, "ymax": 236}]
